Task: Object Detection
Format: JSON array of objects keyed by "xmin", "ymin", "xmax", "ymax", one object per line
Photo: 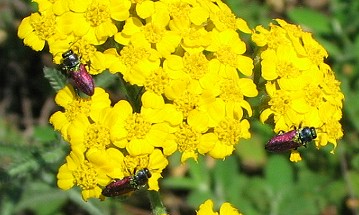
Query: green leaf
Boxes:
[
  {"xmin": 287, "ymin": 8, "xmax": 332, "ymax": 34},
  {"xmin": 93, "ymin": 70, "xmax": 119, "ymax": 88},
  {"xmin": 213, "ymin": 156, "xmax": 238, "ymax": 199},
  {"xmin": 33, "ymin": 125, "xmax": 57, "ymax": 143},
  {"xmin": 236, "ymin": 134, "xmax": 267, "ymax": 169},
  {"xmin": 279, "ymin": 190, "xmax": 319, "ymax": 215},
  {"xmin": 68, "ymin": 189, "xmax": 106, "ymax": 215},
  {"xmin": 43, "ymin": 67, "xmax": 67, "ymax": 92},
  {"xmin": 351, "ymin": 154, "xmax": 359, "ymax": 171},
  {"xmin": 243, "ymin": 177, "xmax": 270, "ymax": 213},
  {"xmin": 348, "ymin": 171, "xmax": 359, "ymax": 195},
  {"xmin": 265, "ymin": 155, "xmax": 293, "ymax": 191},
  {"xmin": 187, "ymin": 190, "xmax": 214, "ymax": 209},
  {"xmin": 15, "ymin": 183, "xmax": 67, "ymax": 215},
  {"xmin": 161, "ymin": 177, "xmax": 199, "ymax": 190}
]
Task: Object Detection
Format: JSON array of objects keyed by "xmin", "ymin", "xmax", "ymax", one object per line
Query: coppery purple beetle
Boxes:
[
  {"xmin": 265, "ymin": 127, "xmax": 317, "ymax": 152},
  {"xmin": 61, "ymin": 50, "xmax": 94, "ymax": 96},
  {"xmin": 102, "ymin": 168, "xmax": 152, "ymax": 197}
]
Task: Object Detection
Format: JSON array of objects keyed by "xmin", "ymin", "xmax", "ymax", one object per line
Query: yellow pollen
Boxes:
[
  {"xmin": 215, "ymin": 46, "xmax": 237, "ymax": 67},
  {"xmin": 306, "ymin": 45, "xmax": 324, "ymax": 65},
  {"xmin": 124, "ymin": 114, "xmax": 151, "ymax": 140},
  {"xmin": 143, "ymin": 24, "xmax": 164, "ymax": 44},
  {"xmin": 183, "ymin": 53, "xmax": 208, "ymax": 80},
  {"xmin": 168, "ymin": 2, "xmax": 191, "ymax": 19},
  {"xmin": 31, "ymin": 13, "xmax": 56, "ymax": 40},
  {"xmin": 175, "ymin": 124, "xmax": 199, "ymax": 152},
  {"xmin": 144, "ymin": 68, "xmax": 169, "ymax": 94},
  {"xmin": 216, "ymin": 11, "xmax": 237, "ymax": 30},
  {"xmin": 86, "ymin": 3, "xmax": 110, "ymax": 27},
  {"xmin": 214, "ymin": 119, "xmax": 241, "ymax": 146},
  {"xmin": 84, "ymin": 124, "xmax": 111, "ymax": 150},
  {"xmin": 72, "ymin": 41, "xmax": 97, "ymax": 63},
  {"xmin": 277, "ymin": 62, "xmax": 300, "ymax": 78},
  {"xmin": 65, "ymin": 99, "xmax": 92, "ymax": 122},
  {"xmin": 269, "ymin": 90, "xmax": 291, "ymax": 115},
  {"xmin": 124, "ymin": 155, "xmax": 149, "ymax": 175},
  {"xmin": 120, "ymin": 46, "xmax": 150, "ymax": 68},
  {"xmin": 73, "ymin": 161, "xmax": 98, "ymax": 189},
  {"xmin": 325, "ymin": 121, "xmax": 342, "ymax": 139},
  {"xmin": 174, "ymin": 92, "xmax": 199, "ymax": 117},
  {"xmin": 219, "ymin": 79, "xmax": 243, "ymax": 103},
  {"xmin": 267, "ymin": 27, "xmax": 290, "ymax": 49},
  {"xmin": 305, "ymin": 85, "xmax": 322, "ymax": 107}
]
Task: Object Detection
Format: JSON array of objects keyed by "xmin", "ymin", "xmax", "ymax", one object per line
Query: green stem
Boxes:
[{"xmin": 147, "ymin": 190, "xmax": 167, "ymax": 215}]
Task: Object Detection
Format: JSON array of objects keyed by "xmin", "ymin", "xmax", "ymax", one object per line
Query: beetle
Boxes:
[
  {"xmin": 102, "ymin": 168, "xmax": 152, "ymax": 197},
  {"xmin": 265, "ymin": 127, "xmax": 317, "ymax": 152},
  {"xmin": 61, "ymin": 50, "xmax": 94, "ymax": 96}
]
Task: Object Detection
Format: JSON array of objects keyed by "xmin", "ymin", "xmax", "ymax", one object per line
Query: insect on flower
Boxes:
[
  {"xmin": 265, "ymin": 127, "xmax": 317, "ymax": 152},
  {"xmin": 61, "ymin": 50, "xmax": 94, "ymax": 96},
  {"xmin": 102, "ymin": 168, "xmax": 152, "ymax": 197}
]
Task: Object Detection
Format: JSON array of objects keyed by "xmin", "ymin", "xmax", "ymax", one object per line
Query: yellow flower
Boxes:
[
  {"xmin": 208, "ymin": 0, "xmax": 250, "ymax": 33},
  {"xmin": 115, "ymin": 15, "xmax": 181, "ymax": 57},
  {"xmin": 33, "ymin": 0, "xmax": 69, "ymax": 15},
  {"xmin": 255, "ymin": 19, "xmax": 344, "ymax": 158},
  {"xmin": 206, "ymin": 29, "xmax": 253, "ymax": 77},
  {"xmin": 207, "ymin": 118, "xmax": 250, "ymax": 159},
  {"xmin": 121, "ymin": 149, "xmax": 169, "ymax": 191},
  {"xmin": 115, "ymin": 45, "xmax": 161, "ymax": 85},
  {"xmin": 260, "ymin": 82, "xmax": 302, "ymax": 132},
  {"xmin": 260, "ymin": 45, "xmax": 312, "ymax": 81},
  {"xmin": 49, "ymin": 86, "xmax": 111, "ymax": 141},
  {"xmin": 216, "ymin": 76, "xmax": 258, "ymax": 120},
  {"xmin": 67, "ymin": 104, "xmax": 123, "ymax": 152},
  {"xmin": 17, "ymin": 12, "xmax": 57, "ymax": 51},
  {"xmin": 289, "ymin": 150, "xmax": 302, "ymax": 162},
  {"xmin": 62, "ymin": 0, "xmax": 131, "ymax": 45},
  {"xmin": 174, "ymin": 122, "xmax": 215, "ymax": 162},
  {"xmin": 111, "ymin": 100, "xmax": 176, "ymax": 156},
  {"xmin": 252, "ymin": 23, "xmax": 291, "ymax": 49},
  {"xmin": 57, "ymin": 147, "xmax": 125, "ymax": 201},
  {"xmin": 50, "ymin": 38, "xmax": 104, "ymax": 72},
  {"xmin": 197, "ymin": 199, "xmax": 243, "ymax": 215}
]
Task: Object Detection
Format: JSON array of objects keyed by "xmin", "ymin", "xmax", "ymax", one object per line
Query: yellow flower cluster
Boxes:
[
  {"xmin": 197, "ymin": 199, "xmax": 242, "ymax": 215},
  {"xmin": 252, "ymin": 19, "xmax": 344, "ymax": 161},
  {"xmin": 19, "ymin": 0, "xmax": 258, "ymax": 200},
  {"xmin": 50, "ymin": 86, "xmax": 169, "ymax": 200}
]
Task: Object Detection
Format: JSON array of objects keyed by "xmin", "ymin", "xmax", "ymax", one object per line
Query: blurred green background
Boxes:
[{"xmin": 1, "ymin": 0, "xmax": 358, "ymax": 214}]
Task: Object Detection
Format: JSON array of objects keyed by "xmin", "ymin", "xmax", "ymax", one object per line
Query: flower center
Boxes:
[
  {"xmin": 173, "ymin": 91, "xmax": 199, "ymax": 117},
  {"xmin": 65, "ymin": 99, "xmax": 92, "ymax": 122},
  {"xmin": 168, "ymin": 2, "xmax": 191, "ymax": 20},
  {"xmin": 219, "ymin": 79, "xmax": 243, "ymax": 103},
  {"xmin": 183, "ymin": 52, "xmax": 208, "ymax": 80},
  {"xmin": 144, "ymin": 68, "xmax": 170, "ymax": 94},
  {"xmin": 84, "ymin": 124, "xmax": 111, "ymax": 150},
  {"xmin": 305, "ymin": 85, "xmax": 323, "ymax": 107},
  {"xmin": 124, "ymin": 113, "xmax": 152, "ymax": 140},
  {"xmin": 143, "ymin": 23, "xmax": 164, "ymax": 44},
  {"xmin": 86, "ymin": 2, "xmax": 111, "ymax": 27},
  {"xmin": 269, "ymin": 90, "xmax": 291, "ymax": 115},
  {"xmin": 216, "ymin": 10, "xmax": 237, "ymax": 30},
  {"xmin": 31, "ymin": 12, "xmax": 56, "ymax": 40},
  {"xmin": 73, "ymin": 161, "xmax": 98, "ymax": 190},
  {"xmin": 214, "ymin": 118, "xmax": 242, "ymax": 146},
  {"xmin": 175, "ymin": 124, "xmax": 199, "ymax": 152},
  {"xmin": 215, "ymin": 46, "xmax": 237, "ymax": 67},
  {"xmin": 120, "ymin": 45, "xmax": 150, "ymax": 68},
  {"xmin": 124, "ymin": 155, "xmax": 149, "ymax": 175}
]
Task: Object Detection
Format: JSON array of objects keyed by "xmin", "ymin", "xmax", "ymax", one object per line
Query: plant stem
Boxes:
[{"xmin": 148, "ymin": 191, "xmax": 167, "ymax": 215}]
